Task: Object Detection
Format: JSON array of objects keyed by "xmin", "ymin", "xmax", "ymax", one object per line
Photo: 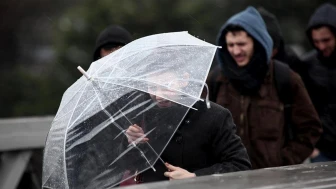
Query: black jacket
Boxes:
[
  {"xmin": 300, "ymin": 3, "xmax": 336, "ymax": 159},
  {"xmin": 137, "ymin": 101, "xmax": 251, "ymax": 183},
  {"xmin": 301, "ymin": 51, "xmax": 336, "ymax": 159},
  {"xmin": 64, "ymin": 93, "xmax": 251, "ymax": 188}
]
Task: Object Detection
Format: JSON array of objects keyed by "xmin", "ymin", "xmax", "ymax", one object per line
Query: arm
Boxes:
[
  {"xmin": 194, "ymin": 108, "xmax": 251, "ymax": 176},
  {"xmin": 281, "ymin": 71, "xmax": 323, "ymax": 164}
]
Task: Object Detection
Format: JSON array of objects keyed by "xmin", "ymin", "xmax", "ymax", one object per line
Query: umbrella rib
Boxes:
[
  {"xmin": 42, "ymin": 186, "xmax": 53, "ymax": 189},
  {"xmin": 54, "ymin": 92, "xmax": 98, "ymax": 123},
  {"xmin": 54, "ymin": 78, "xmax": 121, "ymax": 123},
  {"xmin": 90, "ymin": 84, "xmax": 159, "ymax": 171},
  {"xmin": 66, "ymin": 93, "xmax": 100, "ymax": 130},
  {"xmin": 54, "ymin": 85, "xmax": 125, "ymax": 123},
  {"xmin": 108, "ymin": 145, "xmax": 136, "ymax": 167},
  {"xmin": 92, "ymin": 44, "xmax": 127, "ymax": 81},
  {"xmin": 92, "ymin": 78, "xmax": 198, "ymax": 110},
  {"xmin": 92, "ymin": 48, "xmax": 155, "ymax": 83},
  {"xmin": 63, "ymin": 81, "xmax": 90, "ymax": 189},
  {"xmin": 66, "ymin": 81, "xmax": 126, "ymax": 130},
  {"xmin": 54, "ymin": 83, "xmax": 88, "ymax": 121},
  {"xmin": 96, "ymin": 76, "xmax": 205, "ymax": 102},
  {"xmin": 117, "ymin": 107, "xmax": 166, "ymax": 165},
  {"xmin": 114, "ymin": 93, "xmax": 146, "ymax": 117},
  {"xmin": 108, "ymin": 127, "xmax": 156, "ymax": 167},
  {"xmin": 66, "ymin": 119, "xmax": 125, "ymax": 153},
  {"xmin": 134, "ymin": 101, "xmax": 158, "ymax": 117},
  {"xmin": 110, "ymin": 99, "xmax": 153, "ymax": 131},
  {"xmin": 196, "ymin": 49, "xmax": 217, "ymax": 100},
  {"xmin": 92, "ymin": 83, "xmax": 109, "ymax": 114},
  {"xmin": 89, "ymin": 167, "xmax": 118, "ymax": 189},
  {"xmin": 102, "ymin": 46, "xmax": 127, "ymax": 89},
  {"xmin": 67, "ymin": 96, "xmax": 153, "ymax": 150},
  {"xmin": 90, "ymin": 44, "xmax": 216, "ymax": 77},
  {"xmin": 66, "ymin": 97, "xmax": 152, "ymax": 153},
  {"xmin": 65, "ymin": 86, "xmax": 124, "ymax": 93},
  {"xmin": 95, "ymin": 76, "xmax": 201, "ymax": 100},
  {"xmin": 89, "ymin": 83, "xmax": 127, "ymax": 132}
]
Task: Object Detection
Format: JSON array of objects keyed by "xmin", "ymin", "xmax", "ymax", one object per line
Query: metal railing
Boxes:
[
  {"xmin": 0, "ymin": 116, "xmax": 53, "ymax": 189},
  {"xmin": 0, "ymin": 116, "xmax": 334, "ymax": 189}
]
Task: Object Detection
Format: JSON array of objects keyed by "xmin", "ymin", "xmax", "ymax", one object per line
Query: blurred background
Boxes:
[{"xmin": 0, "ymin": 0, "xmax": 334, "ymax": 118}]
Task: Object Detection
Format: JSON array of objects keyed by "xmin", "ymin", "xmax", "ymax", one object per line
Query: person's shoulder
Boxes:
[
  {"xmin": 207, "ymin": 66, "xmax": 228, "ymax": 84},
  {"xmin": 289, "ymin": 68, "xmax": 302, "ymax": 82},
  {"xmin": 207, "ymin": 65, "xmax": 222, "ymax": 82},
  {"xmin": 194, "ymin": 101, "xmax": 229, "ymax": 113},
  {"xmin": 287, "ymin": 65, "xmax": 307, "ymax": 92},
  {"xmin": 207, "ymin": 101, "xmax": 232, "ymax": 116},
  {"xmin": 206, "ymin": 102, "xmax": 235, "ymax": 130}
]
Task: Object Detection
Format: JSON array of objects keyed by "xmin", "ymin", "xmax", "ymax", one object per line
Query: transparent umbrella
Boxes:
[{"xmin": 42, "ymin": 31, "xmax": 219, "ymax": 189}]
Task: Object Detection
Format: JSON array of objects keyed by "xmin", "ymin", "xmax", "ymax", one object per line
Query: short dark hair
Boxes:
[
  {"xmin": 310, "ymin": 24, "xmax": 336, "ymax": 37},
  {"xmin": 224, "ymin": 24, "xmax": 252, "ymax": 37}
]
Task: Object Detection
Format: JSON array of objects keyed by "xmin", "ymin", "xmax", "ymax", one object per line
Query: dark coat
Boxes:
[
  {"xmin": 301, "ymin": 50, "xmax": 336, "ymax": 159},
  {"xmin": 64, "ymin": 92, "xmax": 251, "ymax": 188},
  {"xmin": 210, "ymin": 6, "xmax": 322, "ymax": 169},
  {"xmin": 136, "ymin": 101, "xmax": 251, "ymax": 183},
  {"xmin": 300, "ymin": 3, "xmax": 336, "ymax": 160},
  {"xmin": 207, "ymin": 62, "xmax": 322, "ymax": 169}
]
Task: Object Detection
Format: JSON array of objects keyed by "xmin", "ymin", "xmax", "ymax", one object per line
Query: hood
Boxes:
[
  {"xmin": 215, "ymin": 6, "xmax": 273, "ymax": 95},
  {"xmin": 258, "ymin": 7, "xmax": 293, "ymax": 63},
  {"xmin": 258, "ymin": 7, "xmax": 284, "ymax": 51},
  {"xmin": 216, "ymin": 6, "xmax": 273, "ymax": 66},
  {"xmin": 93, "ymin": 25, "xmax": 132, "ymax": 61},
  {"xmin": 306, "ymin": 3, "xmax": 336, "ymax": 46}
]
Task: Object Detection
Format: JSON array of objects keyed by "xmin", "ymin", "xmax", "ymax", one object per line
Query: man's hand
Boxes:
[
  {"xmin": 310, "ymin": 148, "xmax": 320, "ymax": 158},
  {"xmin": 126, "ymin": 124, "xmax": 149, "ymax": 144},
  {"xmin": 164, "ymin": 163, "xmax": 196, "ymax": 180}
]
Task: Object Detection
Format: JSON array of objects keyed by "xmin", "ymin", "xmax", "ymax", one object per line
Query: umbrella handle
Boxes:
[
  {"xmin": 203, "ymin": 83, "xmax": 211, "ymax": 109},
  {"xmin": 77, "ymin": 66, "xmax": 92, "ymax": 80}
]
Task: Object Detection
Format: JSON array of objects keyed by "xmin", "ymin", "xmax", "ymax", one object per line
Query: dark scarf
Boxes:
[{"xmin": 218, "ymin": 40, "xmax": 269, "ymax": 95}]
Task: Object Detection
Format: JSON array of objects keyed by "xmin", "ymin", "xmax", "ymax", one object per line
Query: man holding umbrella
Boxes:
[
  {"xmin": 43, "ymin": 31, "xmax": 251, "ymax": 189},
  {"xmin": 125, "ymin": 68, "xmax": 251, "ymax": 184}
]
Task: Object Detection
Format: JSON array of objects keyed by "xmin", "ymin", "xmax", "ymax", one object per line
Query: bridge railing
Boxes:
[{"xmin": 0, "ymin": 116, "xmax": 53, "ymax": 189}]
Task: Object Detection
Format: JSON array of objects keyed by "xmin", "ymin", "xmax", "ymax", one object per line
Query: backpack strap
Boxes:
[
  {"xmin": 274, "ymin": 60, "xmax": 292, "ymax": 105},
  {"xmin": 273, "ymin": 60, "xmax": 294, "ymax": 140}
]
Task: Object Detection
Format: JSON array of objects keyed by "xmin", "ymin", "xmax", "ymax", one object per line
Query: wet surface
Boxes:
[{"xmin": 121, "ymin": 162, "xmax": 336, "ymax": 189}]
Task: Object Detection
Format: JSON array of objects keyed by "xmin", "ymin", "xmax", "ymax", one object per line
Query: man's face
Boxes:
[
  {"xmin": 312, "ymin": 26, "xmax": 336, "ymax": 58},
  {"xmin": 147, "ymin": 72, "xmax": 187, "ymax": 108},
  {"xmin": 225, "ymin": 31, "xmax": 254, "ymax": 67}
]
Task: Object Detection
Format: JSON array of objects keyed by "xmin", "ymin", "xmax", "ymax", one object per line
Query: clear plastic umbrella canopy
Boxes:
[{"xmin": 42, "ymin": 31, "xmax": 218, "ymax": 189}]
